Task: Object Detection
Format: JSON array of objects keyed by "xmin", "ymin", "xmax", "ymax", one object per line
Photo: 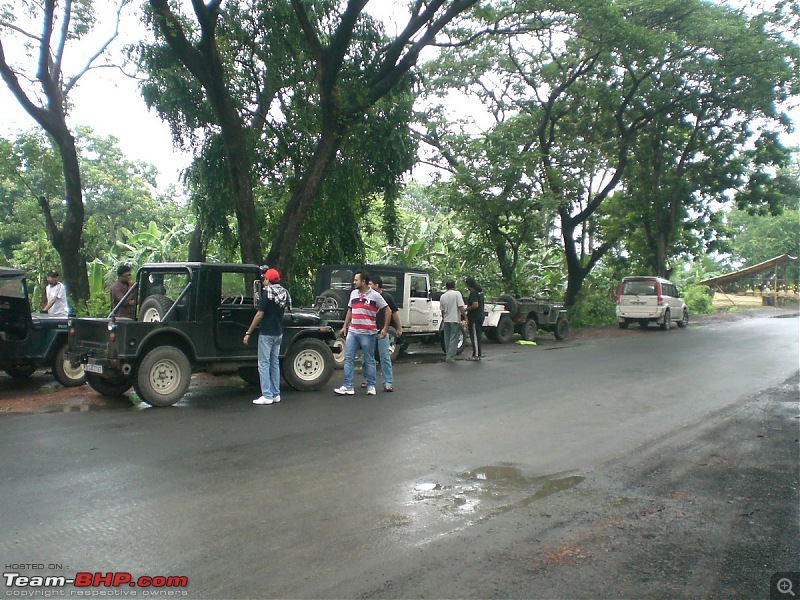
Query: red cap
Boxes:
[{"xmin": 264, "ymin": 268, "xmax": 281, "ymax": 283}]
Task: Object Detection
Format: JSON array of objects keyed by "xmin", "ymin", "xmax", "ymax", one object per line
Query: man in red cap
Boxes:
[{"xmin": 243, "ymin": 267, "xmax": 291, "ymax": 405}]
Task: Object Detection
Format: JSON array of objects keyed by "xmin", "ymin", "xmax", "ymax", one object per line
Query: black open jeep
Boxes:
[
  {"xmin": 0, "ymin": 267, "xmax": 86, "ymax": 386},
  {"xmin": 66, "ymin": 262, "xmax": 337, "ymax": 407}
]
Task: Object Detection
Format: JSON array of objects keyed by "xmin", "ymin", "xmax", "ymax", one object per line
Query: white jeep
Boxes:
[{"xmin": 311, "ymin": 265, "xmax": 506, "ymax": 363}]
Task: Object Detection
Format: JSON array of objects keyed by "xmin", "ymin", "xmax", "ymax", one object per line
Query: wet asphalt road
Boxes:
[{"xmin": 1, "ymin": 313, "xmax": 798, "ymax": 599}]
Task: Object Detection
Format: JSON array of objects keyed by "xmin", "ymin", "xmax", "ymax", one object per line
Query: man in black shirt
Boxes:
[
  {"xmin": 369, "ymin": 276, "xmax": 402, "ymax": 392},
  {"xmin": 465, "ymin": 277, "xmax": 484, "ymax": 361}
]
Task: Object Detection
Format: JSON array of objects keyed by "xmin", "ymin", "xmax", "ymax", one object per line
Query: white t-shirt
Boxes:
[
  {"xmin": 439, "ymin": 289, "xmax": 465, "ymax": 323},
  {"xmin": 46, "ymin": 282, "xmax": 69, "ymax": 317}
]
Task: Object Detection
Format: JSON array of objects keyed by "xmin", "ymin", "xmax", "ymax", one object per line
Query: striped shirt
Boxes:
[{"xmin": 348, "ymin": 288, "xmax": 388, "ymax": 335}]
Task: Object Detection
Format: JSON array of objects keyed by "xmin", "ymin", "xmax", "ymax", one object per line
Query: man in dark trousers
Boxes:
[{"xmin": 465, "ymin": 276, "xmax": 484, "ymax": 361}]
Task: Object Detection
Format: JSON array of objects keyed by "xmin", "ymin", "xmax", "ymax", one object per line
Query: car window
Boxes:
[
  {"xmin": 0, "ymin": 278, "xmax": 25, "ymax": 299},
  {"xmin": 410, "ymin": 275, "xmax": 428, "ymax": 298},
  {"xmin": 221, "ymin": 272, "xmax": 252, "ymax": 303},
  {"xmin": 622, "ymin": 280, "xmax": 657, "ymax": 296}
]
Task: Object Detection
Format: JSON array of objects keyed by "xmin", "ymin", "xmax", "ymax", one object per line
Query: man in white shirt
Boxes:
[
  {"xmin": 42, "ymin": 269, "xmax": 69, "ymax": 317},
  {"xmin": 439, "ymin": 279, "xmax": 466, "ymax": 361}
]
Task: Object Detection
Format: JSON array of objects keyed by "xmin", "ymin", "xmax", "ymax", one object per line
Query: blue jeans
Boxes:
[
  {"xmin": 375, "ymin": 333, "xmax": 393, "ymax": 388},
  {"xmin": 343, "ymin": 332, "xmax": 377, "ymax": 389},
  {"xmin": 258, "ymin": 333, "xmax": 282, "ymax": 399}
]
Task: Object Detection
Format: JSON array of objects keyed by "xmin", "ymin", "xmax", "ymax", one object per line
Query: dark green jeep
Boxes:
[
  {"xmin": 0, "ymin": 267, "xmax": 86, "ymax": 386},
  {"xmin": 67, "ymin": 262, "xmax": 337, "ymax": 407}
]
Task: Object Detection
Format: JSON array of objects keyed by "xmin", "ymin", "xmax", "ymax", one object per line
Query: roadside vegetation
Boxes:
[{"xmin": 1, "ymin": 0, "xmax": 798, "ymax": 326}]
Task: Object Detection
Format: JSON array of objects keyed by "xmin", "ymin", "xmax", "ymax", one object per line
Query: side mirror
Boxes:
[{"xmin": 253, "ymin": 280, "xmax": 261, "ymax": 307}]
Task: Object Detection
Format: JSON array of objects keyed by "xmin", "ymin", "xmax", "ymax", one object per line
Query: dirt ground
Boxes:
[{"xmin": 1, "ymin": 304, "xmax": 796, "ymax": 416}]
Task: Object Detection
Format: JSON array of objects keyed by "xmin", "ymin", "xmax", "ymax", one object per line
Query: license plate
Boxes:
[{"xmin": 84, "ymin": 363, "xmax": 103, "ymax": 374}]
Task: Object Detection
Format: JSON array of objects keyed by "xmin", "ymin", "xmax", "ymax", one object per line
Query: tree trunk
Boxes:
[
  {"xmin": 266, "ymin": 129, "xmax": 343, "ymax": 277},
  {"xmin": 38, "ymin": 121, "xmax": 89, "ymax": 308}
]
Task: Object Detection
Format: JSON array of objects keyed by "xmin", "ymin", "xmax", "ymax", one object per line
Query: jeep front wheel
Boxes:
[
  {"xmin": 135, "ymin": 346, "xmax": 192, "ymax": 407},
  {"xmin": 282, "ymin": 338, "xmax": 333, "ymax": 391},
  {"xmin": 554, "ymin": 317, "xmax": 570, "ymax": 340},
  {"xmin": 439, "ymin": 324, "xmax": 466, "ymax": 355},
  {"xmin": 521, "ymin": 318, "xmax": 537, "ymax": 342},
  {"xmin": 53, "ymin": 343, "xmax": 86, "ymax": 387}
]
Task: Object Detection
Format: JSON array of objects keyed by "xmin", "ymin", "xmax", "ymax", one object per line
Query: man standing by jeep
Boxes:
[
  {"xmin": 42, "ymin": 270, "xmax": 69, "ymax": 317},
  {"xmin": 335, "ymin": 270, "xmax": 390, "ymax": 396},
  {"xmin": 244, "ymin": 268, "xmax": 291, "ymax": 406},
  {"xmin": 440, "ymin": 279, "xmax": 466, "ymax": 362},
  {"xmin": 110, "ymin": 264, "xmax": 136, "ymax": 319},
  {"xmin": 369, "ymin": 275, "xmax": 402, "ymax": 392}
]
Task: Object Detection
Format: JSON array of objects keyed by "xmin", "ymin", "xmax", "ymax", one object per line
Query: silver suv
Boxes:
[{"xmin": 615, "ymin": 276, "xmax": 688, "ymax": 330}]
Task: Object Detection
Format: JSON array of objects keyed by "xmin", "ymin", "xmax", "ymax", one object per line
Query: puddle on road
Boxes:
[{"xmin": 406, "ymin": 464, "xmax": 585, "ymax": 521}]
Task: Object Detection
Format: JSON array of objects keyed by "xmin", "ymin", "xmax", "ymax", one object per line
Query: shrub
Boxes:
[
  {"xmin": 683, "ymin": 284, "xmax": 714, "ymax": 314},
  {"xmin": 568, "ymin": 287, "xmax": 618, "ymax": 328}
]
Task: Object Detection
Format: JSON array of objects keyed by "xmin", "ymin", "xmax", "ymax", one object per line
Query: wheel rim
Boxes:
[
  {"xmin": 148, "ymin": 358, "xmax": 182, "ymax": 395},
  {"xmin": 142, "ymin": 308, "xmax": 162, "ymax": 322},
  {"xmin": 524, "ymin": 321, "xmax": 536, "ymax": 341},
  {"xmin": 61, "ymin": 359, "xmax": 85, "ymax": 382},
  {"xmin": 291, "ymin": 348, "xmax": 325, "ymax": 382}
]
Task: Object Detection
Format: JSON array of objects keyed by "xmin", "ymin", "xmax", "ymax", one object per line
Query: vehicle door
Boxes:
[
  {"xmin": 0, "ymin": 272, "xmax": 34, "ymax": 360},
  {"xmin": 406, "ymin": 273, "xmax": 432, "ymax": 329},
  {"xmin": 215, "ymin": 269, "xmax": 259, "ymax": 354}
]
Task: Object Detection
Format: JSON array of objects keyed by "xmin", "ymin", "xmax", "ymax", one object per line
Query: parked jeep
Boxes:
[
  {"xmin": 0, "ymin": 267, "xmax": 86, "ymax": 386},
  {"xmin": 311, "ymin": 264, "xmax": 507, "ymax": 364},
  {"xmin": 488, "ymin": 294, "xmax": 570, "ymax": 343},
  {"xmin": 67, "ymin": 262, "xmax": 337, "ymax": 407}
]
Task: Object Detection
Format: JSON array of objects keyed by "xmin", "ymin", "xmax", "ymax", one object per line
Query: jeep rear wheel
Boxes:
[
  {"xmin": 331, "ymin": 332, "xmax": 346, "ymax": 370},
  {"xmin": 138, "ymin": 294, "xmax": 174, "ymax": 322},
  {"xmin": 135, "ymin": 346, "xmax": 191, "ymax": 407},
  {"xmin": 660, "ymin": 309, "xmax": 671, "ymax": 331},
  {"xmin": 4, "ymin": 364, "xmax": 37, "ymax": 380},
  {"xmin": 282, "ymin": 338, "xmax": 334, "ymax": 391},
  {"xmin": 238, "ymin": 367, "xmax": 260, "ymax": 386},
  {"xmin": 86, "ymin": 373, "xmax": 132, "ymax": 396},
  {"xmin": 53, "ymin": 343, "xmax": 86, "ymax": 387},
  {"xmin": 495, "ymin": 315, "xmax": 515, "ymax": 344}
]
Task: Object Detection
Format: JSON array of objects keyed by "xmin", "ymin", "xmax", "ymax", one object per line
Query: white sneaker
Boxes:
[
  {"xmin": 366, "ymin": 386, "xmax": 376, "ymax": 396},
  {"xmin": 334, "ymin": 386, "xmax": 355, "ymax": 395},
  {"xmin": 272, "ymin": 395, "xmax": 281, "ymax": 403},
  {"xmin": 253, "ymin": 396, "xmax": 274, "ymax": 405}
]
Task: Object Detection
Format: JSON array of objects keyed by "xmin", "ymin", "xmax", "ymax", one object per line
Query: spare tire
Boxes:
[
  {"xmin": 320, "ymin": 289, "xmax": 350, "ymax": 310},
  {"xmin": 497, "ymin": 294, "xmax": 518, "ymax": 319},
  {"xmin": 138, "ymin": 294, "xmax": 174, "ymax": 322}
]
